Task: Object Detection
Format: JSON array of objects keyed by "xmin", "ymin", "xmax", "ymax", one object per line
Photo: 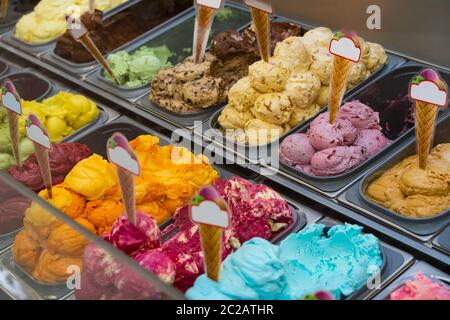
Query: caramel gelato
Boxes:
[{"xmin": 366, "ymin": 143, "xmax": 450, "ymax": 218}]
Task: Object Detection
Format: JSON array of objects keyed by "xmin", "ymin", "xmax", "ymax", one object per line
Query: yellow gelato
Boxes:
[
  {"xmin": 248, "ymin": 61, "xmax": 290, "ymax": 93},
  {"xmin": 15, "ymin": 0, "xmax": 127, "ymax": 44},
  {"xmin": 366, "ymin": 144, "xmax": 450, "ymax": 218},
  {"xmin": 64, "ymin": 154, "xmax": 117, "ymax": 200},
  {"xmin": 252, "ymin": 92, "xmax": 294, "ymax": 125},
  {"xmin": 284, "ymin": 72, "xmax": 321, "ymax": 109},
  {"xmin": 228, "ymin": 77, "xmax": 262, "ymax": 112},
  {"xmin": 273, "ymin": 37, "xmax": 312, "ymax": 74},
  {"xmin": 19, "ymin": 92, "xmax": 99, "ymax": 142},
  {"xmin": 218, "ymin": 106, "xmax": 253, "ymax": 130}
]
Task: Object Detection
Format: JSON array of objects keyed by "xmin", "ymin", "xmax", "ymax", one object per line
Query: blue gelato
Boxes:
[{"xmin": 186, "ymin": 224, "xmax": 382, "ymax": 300}]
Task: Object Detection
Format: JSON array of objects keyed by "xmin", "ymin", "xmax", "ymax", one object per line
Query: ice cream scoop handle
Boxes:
[
  {"xmin": 250, "ymin": 7, "xmax": 271, "ymax": 62},
  {"xmin": 193, "ymin": 5, "xmax": 215, "ymax": 64},
  {"xmin": 199, "ymin": 224, "xmax": 222, "ymax": 282},
  {"xmin": 79, "ymin": 34, "xmax": 119, "ymax": 84},
  {"xmin": 7, "ymin": 111, "xmax": 21, "ymax": 170},
  {"xmin": 117, "ymin": 167, "xmax": 136, "ymax": 225},
  {"xmin": 34, "ymin": 144, "xmax": 52, "ymax": 199},
  {"xmin": 1, "ymin": 0, "xmax": 7, "ymax": 18},
  {"xmin": 415, "ymin": 102, "xmax": 438, "ymax": 169}
]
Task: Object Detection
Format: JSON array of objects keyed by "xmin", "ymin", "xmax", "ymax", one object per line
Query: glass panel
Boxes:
[{"xmin": 0, "ymin": 172, "xmax": 184, "ymax": 300}]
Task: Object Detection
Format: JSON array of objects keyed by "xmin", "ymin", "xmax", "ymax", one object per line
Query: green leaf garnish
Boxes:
[
  {"xmin": 303, "ymin": 294, "xmax": 319, "ymax": 300},
  {"xmin": 334, "ymin": 32, "xmax": 344, "ymax": 39},
  {"xmin": 25, "ymin": 119, "xmax": 32, "ymax": 127},
  {"xmin": 191, "ymin": 195, "xmax": 204, "ymax": 205},
  {"xmin": 412, "ymin": 75, "xmax": 424, "ymax": 84},
  {"xmin": 108, "ymin": 140, "xmax": 118, "ymax": 148}
]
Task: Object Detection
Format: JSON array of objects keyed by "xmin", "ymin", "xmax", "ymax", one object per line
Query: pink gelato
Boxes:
[
  {"xmin": 308, "ymin": 114, "xmax": 358, "ymax": 151},
  {"xmin": 310, "ymin": 146, "xmax": 367, "ymax": 176},
  {"xmin": 354, "ymin": 129, "xmax": 389, "ymax": 157},
  {"xmin": 106, "ymin": 212, "xmax": 161, "ymax": 255},
  {"xmin": 389, "ymin": 273, "xmax": 450, "ymax": 300},
  {"xmin": 280, "ymin": 133, "xmax": 316, "ymax": 166},
  {"xmin": 337, "ymin": 101, "xmax": 382, "ymax": 130},
  {"xmin": 280, "ymin": 101, "xmax": 389, "ymax": 176},
  {"xmin": 110, "ymin": 249, "xmax": 176, "ymax": 299}
]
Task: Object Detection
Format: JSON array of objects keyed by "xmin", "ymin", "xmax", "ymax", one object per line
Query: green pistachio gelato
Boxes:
[
  {"xmin": 0, "ymin": 153, "xmax": 15, "ymax": 170},
  {"xmin": 0, "ymin": 123, "xmax": 12, "ymax": 153},
  {"xmin": 106, "ymin": 45, "xmax": 173, "ymax": 88}
]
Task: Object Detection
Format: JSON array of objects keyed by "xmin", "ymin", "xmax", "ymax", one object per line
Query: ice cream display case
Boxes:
[
  {"xmin": 87, "ymin": 2, "xmax": 252, "ymax": 101},
  {"xmin": 0, "ymin": 171, "xmax": 185, "ymax": 300},
  {"xmin": 0, "ymin": 0, "xmax": 449, "ymax": 301}
]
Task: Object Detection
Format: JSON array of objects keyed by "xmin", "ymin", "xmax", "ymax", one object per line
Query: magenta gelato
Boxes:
[
  {"xmin": 8, "ymin": 142, "xmax": 92, "ymax": 192},
  {"xmin": 280, "ymin": 101, "xmax": 389, "ymax": 176}
]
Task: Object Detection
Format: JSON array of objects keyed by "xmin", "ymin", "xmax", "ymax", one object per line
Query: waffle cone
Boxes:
[
  {"xmin": 329, "ymin": 56, "xmax": 352, "ymax": 123},
  {"xmin": 34, "ymin": 145, "xmax": 52, "ymax": 199},
  {"xmin": 117, "ymin": 167, "xmax": 136, "ymax": 224},
  {"xmin": 199, "ymin": 224, "xmax": 222, "ymax": 282},
  {"xmin": 193, "ymin": 5, "xmax": 215, "ymax": 63},
  {"xmin": 79, "ymin": 34, "xmax": 117, "ymax": 83},
  {"xmin": 415, "ymin": 102, "xmax": 438, "ymax": 169},
  {"xmin": 250, "ymin": 7, "xmax": 270, "ymax": 62},
  {"xmin": 1, "ymin": 0, "xmax": 7, "ymax": 18},
  {"xmin": 7, "ymin": 111, "xmax": 21, "ymax": 169}
]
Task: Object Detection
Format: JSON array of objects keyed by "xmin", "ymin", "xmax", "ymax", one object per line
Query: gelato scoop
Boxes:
[
  {"xmin": 186, "ymin": 223, "xmax": 382, "ymax": 300},
  {"xmin": 366, "ymin": 143, "xmax": 450, "ymax": 218},
  {"xmin": 104, "ymin": 46, "xmax": 173, "ymax": 88},
  {"xmin": 280, "ymin": 101, "xmax": 389, "ymax": 176}
]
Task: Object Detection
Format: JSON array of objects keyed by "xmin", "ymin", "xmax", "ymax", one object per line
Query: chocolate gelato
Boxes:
[
  {"xmin": 150, "ymin": 22, "xmax": 300, "ymax": 113},
  {"xmin": 55, "ymin": 0, "xmax": 193, "ymax": 64}
]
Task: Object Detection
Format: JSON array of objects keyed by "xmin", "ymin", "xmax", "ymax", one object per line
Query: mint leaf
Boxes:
[{"xmin": 191, "ymin": 195, "xmax": 204, "ymax": 205}]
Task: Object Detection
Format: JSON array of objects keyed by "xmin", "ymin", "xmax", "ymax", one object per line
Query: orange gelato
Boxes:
[{"xmin": 12, "ymin": 230, "xmax": 41, "ymax": 274}]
